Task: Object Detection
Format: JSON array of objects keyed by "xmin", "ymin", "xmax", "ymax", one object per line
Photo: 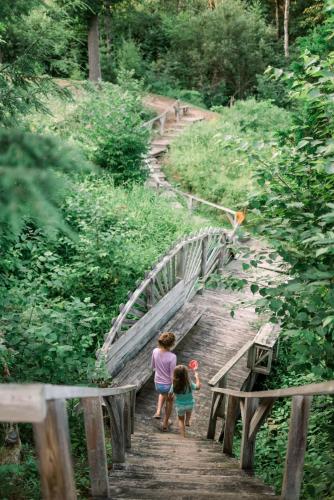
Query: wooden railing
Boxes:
[
  {"xmin": 100, "ymin": 228, "xmax": 231, "ymax": 377},
  {"xmin": 210, "ymin": 380, "xmax": 334, "ymax": 500},
  {"xmin": 142, "ymin": 100, "xmax": 189, "ymax": 135},
  {"xmin": 207, "ymin": 323, "xmax": 280, "ymax": 441},
  {"xmin": 168, "ymin": 186, "xmax": 240, "ymax": 229},
  {"xmin": 0, "ymin": 383, "xmax": 136, "ymax": 499}
]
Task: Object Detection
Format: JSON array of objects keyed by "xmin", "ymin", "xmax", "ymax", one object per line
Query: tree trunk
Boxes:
[
  {"xmin": 104, "ymin": 0, "xmax": 112, "ymax": 58},
  {"xmin": 88, "ymin": 14, "xmax": 102, "ymax": 82},
  {"xmin": 275, "ymin": 0, "xmax": 280, "ymax": 40},
  {"xmin": 284, "ymin": 0, "xmax": 290, "ymax": 58}
]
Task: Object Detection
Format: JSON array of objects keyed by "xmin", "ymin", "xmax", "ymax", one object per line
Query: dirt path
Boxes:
[{"xmin": 143, "ymin": 93, "xmax": 219, "ymax": 122}]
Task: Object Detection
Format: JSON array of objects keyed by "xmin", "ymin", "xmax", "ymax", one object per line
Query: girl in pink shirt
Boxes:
[{"xmin": 151, "ymin": 331, "xmax": 176, "ymax": 431}]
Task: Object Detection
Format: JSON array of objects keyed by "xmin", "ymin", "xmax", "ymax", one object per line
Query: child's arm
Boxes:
[{"xmin": 194, "ymin": 370, "xmax": 201, "ymax": 390}]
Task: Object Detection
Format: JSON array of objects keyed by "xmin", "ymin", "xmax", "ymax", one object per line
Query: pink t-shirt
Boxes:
[{"xmin": 151, "ymin": 348, "xmax": 177, "ymax": 385}]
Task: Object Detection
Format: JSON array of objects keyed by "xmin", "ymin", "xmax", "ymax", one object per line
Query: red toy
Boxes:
[{"xmin": 188, "ymin": 360, "xmax": 199, "ymax": 370}]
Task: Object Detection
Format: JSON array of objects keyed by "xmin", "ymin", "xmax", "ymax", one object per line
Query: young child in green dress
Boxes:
[{"xmin": 170, "ymin": 364, "xmax": 201, "ymax": 438}]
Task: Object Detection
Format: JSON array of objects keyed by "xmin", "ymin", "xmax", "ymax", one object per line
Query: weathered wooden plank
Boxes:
[
  {"xmin": 211, "ymin": 380, "xmax": 334, "ymax": 399},
  {"xmin": 104, "ymin": 395, "xmax": 126, "ymax": 464},
  {"xmin": 240, "ymin": 397, "xmax": 258, "ymax": 471},
  {"xmin": 253, "ymin": 323, "xmax": 280, "ymax": 348},
  {"xmin": 281, "ymin": 395, "xmax": 312, "ymax": 500},
  {"xmin": 82, "ymin": 397, "xmax": 110, "ymax": 498},
  {"xmin": 123, "ymin": 392, "xmax": 132, "ymax": 450},
  {"xmin": 222, "ymin": 395, "xmax": 239, "ymax": 454},
  {"xmin": 44, "ymin": 384, "xmax": 136, "ymax": 400},
  {"xmin": 0, "ymin": 384, "xmax": 46, "ymax": 423},
  {"xmin": 33, "ymin": 399, "xmax": 77, "ymax": 500}
]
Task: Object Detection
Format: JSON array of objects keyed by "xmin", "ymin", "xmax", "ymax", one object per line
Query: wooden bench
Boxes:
[{"xmin": 111, "ymin": 303, "xmax": 205, "ymax": 390}]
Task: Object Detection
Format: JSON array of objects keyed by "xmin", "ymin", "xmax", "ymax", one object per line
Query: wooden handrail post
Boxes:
[
  {"xmin": 199, "ymin": 235, "xmax": 209, "ymax": 295},
  {"xmin": 82, "ymin": 397, "xmax": 110, "ymax": 499},
  {"xmin": 240, "ymin": 397, "xmax": 258, "ymax": 472},
  {"xmin": 104, "ymin": 394, "xmax": 126, "ymax": 464},
  {"xmin": 222, "ymin": 395, "xmax": 239, "ymax": 453},
  {"xmin": 176, "ymin": 245, "xmax": 186, "ymax": 280},
  {"xmin": 217, "ymin": 233, "xmax": 227, "ymax": 273},
  {"xmin": 130, "ymin": 388, "xmax": 136, "ymax": 434},
  {"xmin": 281, "ymin": 395, "xmax": 312, "ymax": 500},
  {"xmin": 33, "ymin": 399, "xmax": 77, "ymax": 500},
  {"xmin": 207, "ymin": 376, "xmax": 226, "ymax": 440},
  {"xmin": 124, "ymin": 392, "xmax": 132, "ymax": 450}
]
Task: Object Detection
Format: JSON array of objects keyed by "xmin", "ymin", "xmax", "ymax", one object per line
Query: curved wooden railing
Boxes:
[
  {"xmin": 0, "ymin": 383, "xmax": 136, "ymax": 499},
  {"xmin": 209, "ymin": 380, "xmax": 334, "ymax": 500},
  {"xmin": 100, "ymin": 228, "xmax": 230, "ymax": 377}
]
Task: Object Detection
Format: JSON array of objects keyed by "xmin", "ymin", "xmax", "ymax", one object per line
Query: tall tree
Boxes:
[
  {"xmin": 284, "ymin": 0, "xmax": 290, "ymax": 57},
  {"xmin": 88, "ymin": 11, "xmax": 102, "ymax": 80}
]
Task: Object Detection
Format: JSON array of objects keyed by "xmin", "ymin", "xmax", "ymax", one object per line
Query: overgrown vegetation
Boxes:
[{"xmin": 164, "ymin": 100, "xmax": 291, "ymax": 209}]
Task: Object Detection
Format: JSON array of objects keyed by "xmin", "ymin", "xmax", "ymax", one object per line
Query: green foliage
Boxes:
[
  {"xmin": 57, "ymin": 81, "xmax": 150, "ymax": 185},
  {"xmin": 248, "ymin": 48, "xmax": 334, "ymax": 379},
  {"xmin": 0, "ymin": 128, "xmax": 91, "ymax": 241},
  {"xmin": 165, "ymin": 99, "xmax": 291, "ymax": 209},
  {"xmin": 0, "ymin": 177, "xmax": 200, "ymax": 384},
  {"xmin": 109, "ymin": 0, "xmax": 275, "ymax": 106}
]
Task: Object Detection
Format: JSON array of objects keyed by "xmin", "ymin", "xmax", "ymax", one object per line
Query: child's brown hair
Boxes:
[
  {"xmin": 173, "ymin": 365, "xmax": 191, "ymax": 394},
  {"xmin": 158, "ymin": 331, "xmax": 175, "ymax": 349}
]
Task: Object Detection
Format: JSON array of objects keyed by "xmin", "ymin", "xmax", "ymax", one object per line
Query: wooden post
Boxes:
[
  {"xmin": 104, "ymin": 395, "xmax": 126, "ymax": 464},
  {"xmin": 123, "ymin": 392, "xmax": 132, "ymax": 450},
  {"xmin": 187, "ymin": 196, "xmax": 193, "ymax": 212},
  {"xmin": 222, "ymin": 395, "xmax": 239, "ymax": 453},
  {"xmin": 199, "ymin": 235, "xmax": 209, "ymax": 295},
  {"xmin": 82, "ymin": 397, "xmax": 110, "ymax": 499},
  {"xmin": 146, "ymin": 278, "xmax": 155, "ymax": 309},
  {"xmin": 129, "ymin": 388, "xmax": 136, "ymax": 434},
  {"xmin": 240, "ymin": 397, "xmax": 258, "ymax": 472},
  {"xmin": 217, "ymin": 234, "xmax": 227, "ymax": 273},
  {"xmin": 176, "ymin": 245, "xmax": 185, "ymax": 281},
  {"xmin": 207, "ymin": 376, "xmax": 226, "ymax": 439},
  {"xmin": 281, "ymin": 395, "xmax": 312, "ymax": 500},
  {"xmin": 33, "ymin": 399, "xmax": 77, "ymax": 500}
]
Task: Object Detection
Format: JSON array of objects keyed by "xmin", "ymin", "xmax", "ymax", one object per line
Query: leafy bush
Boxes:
[
  {"xmin": 1, "ymin": 178, "xmax": 200, "ymax": 385},
  {"xmin": 164, "ymin": 99, "xmax": 291, "ymax": 209},
  {"xmin": 0, "ymin": 128, "xmax": 91, "ymax": 240},
  {"xmin": 57, "ymin": 81, "xmax": 150, "ymax": 185}
]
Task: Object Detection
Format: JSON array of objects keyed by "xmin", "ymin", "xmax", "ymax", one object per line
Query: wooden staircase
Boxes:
[{"xmin": 109, "ymin": 432, "xmax": 278, "ymax": 499}]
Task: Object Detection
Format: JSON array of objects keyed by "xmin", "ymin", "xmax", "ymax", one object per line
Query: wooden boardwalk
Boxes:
[{"xmin": 109, "ymin": 257, "xmax": 279, "ymax": 498}]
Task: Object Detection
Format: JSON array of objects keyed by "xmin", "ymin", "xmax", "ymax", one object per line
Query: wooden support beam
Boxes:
[
  {"xmin": 123, "ymin": 392, "xmax": 132, "ymax": 450},
  {"xmin": 199, "ymin": 235, "xmax": 208, "ymax": 295},
  {"xmin": 281, "ymin": 395, "xmax": 312, "ymax": 500},
  {"xmin": 104, "ymin": 395, "xmax": 126, "ymax": 464},
  {"xmin": 82, "ymin": 397, "xmax": 110, "ymax": 499},
  {"xmin": 222, "ymin": 395, "xmax": 239, "ymax": 453},
  {"xmin": 129, "ymin": 388, "xmax": 136, "ymax": 434},
  {"xmin": 33, "ymin": 399, "xmax": 77, "ymax": 500},
  {"xmin": 240, "ymin": 397, "xmax": 258, "ymax": 472}
]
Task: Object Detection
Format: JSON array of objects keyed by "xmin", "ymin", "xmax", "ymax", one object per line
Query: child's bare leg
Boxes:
[
  {"xmin": 178, "ymin": 415, "xmax": 186, "ymax": 437},
  {"xmin": 162, "ymin": 394, "xmax": 173, "ymax": 430},
  {"xmin": 185, "ymin": 410, "xmax": 192, "ymax": 427},
  {"xmin": 154, "ymin": 394, "xmax": 165, "ymax": 417}
]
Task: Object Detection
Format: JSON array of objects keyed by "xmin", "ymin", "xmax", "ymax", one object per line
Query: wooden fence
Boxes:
[
  {"xmin": 100, "ymin": 228, "xmax": 230, "ymax": 377},
  {"xmin": 0, "ymin": 383, "xmax": 136, "ymax": 500}
]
